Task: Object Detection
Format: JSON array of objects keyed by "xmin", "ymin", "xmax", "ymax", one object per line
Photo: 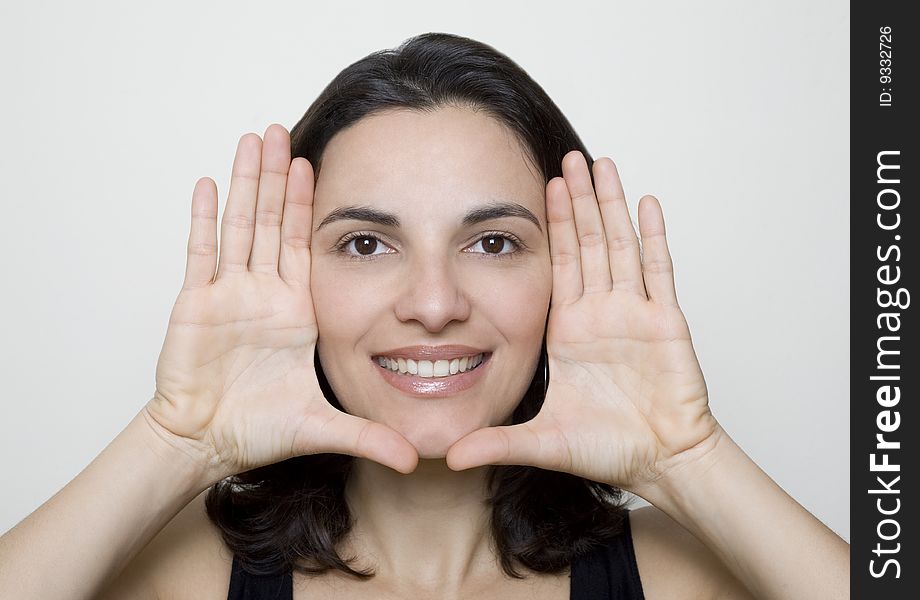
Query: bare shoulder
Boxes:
[
  {"xmin": 629, "ymin": 505, "xmax": 755, "ymax": 600},
  {"xmin": 99, "ymin": 489, "xmax": 233, "ymax": 600}
]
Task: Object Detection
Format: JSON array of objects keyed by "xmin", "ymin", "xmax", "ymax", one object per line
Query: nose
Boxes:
[{"xmin": 393, "ymin": 252, "xmax": 472, "ymax": 332}]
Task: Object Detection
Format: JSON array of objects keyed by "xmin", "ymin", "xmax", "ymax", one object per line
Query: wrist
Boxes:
[
  {"xmin": 136, "ymin": 405, "xmax": 226, "ymax": 492},
  {"xmin": 629, "ymin": 423, "xmax": 740, "ymax": 515},
  {"xmin": 626, "ymin": 424, "xmax": 849, "ymax": 600}
]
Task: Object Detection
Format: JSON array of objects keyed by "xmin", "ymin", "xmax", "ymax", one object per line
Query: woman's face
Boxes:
[{"xmin": 310, "ymin": 106, "xmax": 552, "ymax": 459}]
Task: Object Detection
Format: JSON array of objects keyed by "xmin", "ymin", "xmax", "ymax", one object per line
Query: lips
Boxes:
[
  {"xmin": 370, "ymin": 350, "xmax": 493, "ymax": 397},
  {"xmin": 376, "ymin": 352, "xmax": 488, "ymax": 377},
  {"xmin": 370, "ymin": 344, "xmax": 490, "ymax": 361}
]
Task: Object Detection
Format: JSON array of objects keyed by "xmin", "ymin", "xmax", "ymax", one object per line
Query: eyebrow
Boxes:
[{"xmin": 314, "ymin": 200, "xmax": 543, "ymax": 234}]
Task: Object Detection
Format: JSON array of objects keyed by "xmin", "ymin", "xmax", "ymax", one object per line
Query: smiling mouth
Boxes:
[{"xmin": 372, "ymin": 352, "xmax": 492, "ymax": 378}]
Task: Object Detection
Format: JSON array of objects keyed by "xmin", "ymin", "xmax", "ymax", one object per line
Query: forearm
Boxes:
[
  {"xmin": 0, "ymin": 406, "xmax": 214, "ymax": 600},
  {"xmin": 632, "ymin": 426, "xmax": 849, "ymax": 600}
]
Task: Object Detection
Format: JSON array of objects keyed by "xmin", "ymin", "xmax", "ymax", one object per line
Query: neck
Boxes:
[{"xmin": 342, "ymin": 457, "xmax": 498, "ymax": 592}]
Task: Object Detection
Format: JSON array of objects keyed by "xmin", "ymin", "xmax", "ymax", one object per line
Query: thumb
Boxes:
[
  {"xmin": 302, "ymin": 408, "xmax": 419, "ymax": 474},
  {"xmin": 446, "ymin": 422, "xmax": 559, "ymax": 472}
]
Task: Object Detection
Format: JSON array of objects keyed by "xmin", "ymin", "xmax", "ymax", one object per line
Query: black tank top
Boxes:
[{"xmin": 227, "ymin": 510, "xmax": 645, "ymax": 599}]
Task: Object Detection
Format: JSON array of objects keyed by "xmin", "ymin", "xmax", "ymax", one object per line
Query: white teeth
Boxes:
[
  {"xmin": 418, "ymin": 360, "xmax": 433, "ymax": 377},
  {"xmin": 377, "ymin": 353, "xmax": 485, "ymax": 378}
]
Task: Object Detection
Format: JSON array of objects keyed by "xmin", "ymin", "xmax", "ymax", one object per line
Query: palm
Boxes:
[
  {"xmin": 447, "ymin": 152, "xmax": 718, "ymax": 491},
  {"xmin": 146, "ymin": 125, "xmax": 417, "ymax": 480},
  {"xmin": 155, "ymin": 272, "xmax": 320, "ymax": 469},
  {"xmin": 538, "ymin": 285, "xmax": 711, "ymax": 487}
]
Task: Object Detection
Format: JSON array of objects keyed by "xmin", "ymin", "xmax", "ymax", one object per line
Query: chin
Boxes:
[{"xmin": 397, "ymin": 422, "xmax": 479, "ymax": 460}]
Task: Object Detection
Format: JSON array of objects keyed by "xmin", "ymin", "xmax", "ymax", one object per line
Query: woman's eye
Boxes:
[
  {"xmin": 467, "ymin": 234, "xmax": 520, "ymax": 256},
  {"xmin": 338, "ymin": 234, "xmax": 393, "ymax": 258}
]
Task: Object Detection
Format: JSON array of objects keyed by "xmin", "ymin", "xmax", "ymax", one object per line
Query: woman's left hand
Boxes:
[{"xmin": 446, "ymin": 150, "xmax": 722, "ymax": 492}]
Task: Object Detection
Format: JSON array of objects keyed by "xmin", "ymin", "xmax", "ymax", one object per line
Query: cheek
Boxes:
[
  {"xmin": 487, "ymin": 264, "xmax": 552, "ymax": 338},
  {"xmin": 310, "ymin": 261, "xmax": 389, "ymax": 336},
  {"xmin": 310, "ymin": 263, "xmax": 375, "ymax": 413},
  {"xmin": 311, "ymin": 264, "xmax": 353, "ymax": 328}
]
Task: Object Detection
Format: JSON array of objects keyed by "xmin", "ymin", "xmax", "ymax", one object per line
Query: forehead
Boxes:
[{"xmin": 313, "ymin": 106, "xmax": 545, "ymax": 222}]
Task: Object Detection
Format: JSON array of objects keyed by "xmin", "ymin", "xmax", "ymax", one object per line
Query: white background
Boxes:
[{"xmin": 0, "ymin": 0, "xmax": 849, "ymax": 541}]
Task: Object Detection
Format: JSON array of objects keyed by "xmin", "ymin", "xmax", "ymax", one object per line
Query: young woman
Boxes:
[{"xmin": 0, "ymin": 33, "xmax": 848, "ymax": 599}]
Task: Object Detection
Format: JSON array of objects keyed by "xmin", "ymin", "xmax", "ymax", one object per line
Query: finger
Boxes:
[
  {"xmin": 182, "ymin": 177, "xmax": 219, "ymax": 290},
  {"xmin": 279, "ymin": 157, "xmax": 315, "ymax": 287},
  {"xmin": 561, "ymin": 150, "xmax": 612, "ymax": 294},
  {"xmin": 215, "ymin": 133, "xmax": 261, "ymax": 279},
  {"xmin": 249, "ymin": 124, "xmax": 291, "ymax": 273},
  {"xmin": 546, "ymin": 177, "xmax": 582, "ymax": 306},
  {"xmin": 445, "ymin": 422, "xmax": 569, "ymax": 472},
  {"xmin": 306, "ymin": 409, "xmax": 419, "ymax": 474},
  {"xmin": 638, "ymin": 195, "xmax": 679, "ymax": 306},
  {"xmin": 592, "ymin": 158, "xmax": 647, "ymax": 298}
]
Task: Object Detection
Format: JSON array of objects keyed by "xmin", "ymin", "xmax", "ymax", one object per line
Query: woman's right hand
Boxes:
[{"xmin": 144, "ymin": 124, "xmax": 418, "ymax": 482}]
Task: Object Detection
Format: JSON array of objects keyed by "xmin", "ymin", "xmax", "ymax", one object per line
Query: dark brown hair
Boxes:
[{"xmin": 205, "ymin": 31, "xmax": 628, "ymax": 580}]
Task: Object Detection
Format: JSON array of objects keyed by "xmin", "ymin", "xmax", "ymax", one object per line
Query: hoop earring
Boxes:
[{"xmin": 542, "ymin": 352, "xmax": 549, "ymax": 395}]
